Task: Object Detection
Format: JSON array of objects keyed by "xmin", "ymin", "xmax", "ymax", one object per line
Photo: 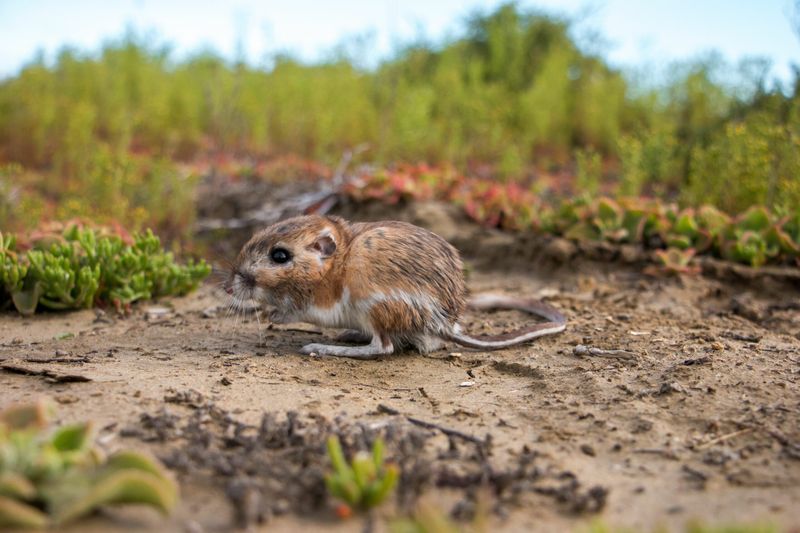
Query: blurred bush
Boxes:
[
  {"xmin": 0, "ymin": 1, "xmax": 797, "ymax": 229},
  {"xmin": 0, "ymin": 153, "xmax": 198, "ymax": 246}
]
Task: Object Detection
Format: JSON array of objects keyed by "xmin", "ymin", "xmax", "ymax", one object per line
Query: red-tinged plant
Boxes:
[
  {"xmin": 334, "ymin": 503, "xmax": 353, "ymax": 520},
  {"xmin": 342, "ymin": 162, "xmax": 800, "ymax": 269},
  {"xmin": 458, "ymin": 182, "xmax": 526, "ymax": 230},
  {"xmin": 696, "ymin": 205, "xmax": 731, "ymax": 235},
  {"xmin": 662, "ymin": 209, "xmax": 699, "ymax": 250},
  {"xmin": 650, "ymin": 248, "xmax": 701, "ymax": 276},
  {"xmin": 617, "ymin": 199, "xmax": 648, "ymax": 244},
  {"xmin": 593, "ymin": 198, "xmax": 628, "ymax": 242},
  {"xmin": 735, "ymin": 206, "xmax": 772, "ymax": 232},
  {"xmin": 721, "ymin": 231, "xmax": 769, "ymax": 267},
  {"xmin": 764, "ymin": 223, "xmax": 800, "ymax": 258}
]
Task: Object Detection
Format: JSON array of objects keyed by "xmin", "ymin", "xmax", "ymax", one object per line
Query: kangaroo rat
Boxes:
[{"xmin": 226, "ymin": 215, "xmax": 565, "ymax": 359}]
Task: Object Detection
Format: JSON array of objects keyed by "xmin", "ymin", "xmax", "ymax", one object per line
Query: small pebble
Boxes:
[
  {"xmin": 184, "ymin": 520, "xmax": 204, "ymax": 533},
  {"xmin": 145, "ymin": 306, "xmax": 172, "ymax": 320},
  {"xmin": 458, "ymin": 381, "xmax": 475, "ymax": 387},
  {"xmin": 55, "ymin": 395, "xmax": 79, "ymax": 404}
]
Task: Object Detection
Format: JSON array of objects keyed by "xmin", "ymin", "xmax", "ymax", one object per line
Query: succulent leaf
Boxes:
[
  {"xmin": 0, "ymin": 474, "xmax": 37, "ymax": 500},
  {"xmin": 0, "ymin": 400, "xmax": 53, "ymax": 431},
  {"xmin": 0, "ymin": 495, "xmax": 49, "ymax": 529},
  {"xmin": 325, "ymin": 436, "xmax": 397, "ymax": 513},
  {"xmin": 0, "ymin": 226, "xmax": 209, "ymax": 315},
  {"xmin": 53, "ymin": 470, "xmax": 178, "ymax": 525},
  {"xmin": 0, "ymin": 401, "xmax": 178, "ymax": 528},
  {"xmin": 102, "ymin": 451, "xmax": 171, "ymax": 480},
  {"xmin": 737, "ymin": 206, "xmax": 772, "ymax": 232}
]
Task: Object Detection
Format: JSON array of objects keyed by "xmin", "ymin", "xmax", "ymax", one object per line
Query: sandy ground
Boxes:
[{"xmin": 1, "ymin": 238, "xmax": 799, "ymax": 532}]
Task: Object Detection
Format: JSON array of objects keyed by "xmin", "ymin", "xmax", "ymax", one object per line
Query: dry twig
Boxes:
[
  {"xmin": 573, "ymin": 344, "xmax": 638, "ymax": 361},
  {"xmin": 377, "ymin": 404, "xmax": 487, "ymax": 446},
  {"xmin": 1, "ymin": 361, "xmax": 92, "ymax": 383},
  {"xmin": 695, "ymin": 428, "xmax": 753, "ymax": 450}
]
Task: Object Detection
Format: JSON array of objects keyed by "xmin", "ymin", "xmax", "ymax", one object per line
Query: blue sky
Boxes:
[{"xmin": 1, "ymin": 0, "xmax": 798, "ymax": 83}]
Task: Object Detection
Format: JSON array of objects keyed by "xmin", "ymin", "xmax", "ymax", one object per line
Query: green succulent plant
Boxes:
[
  {"xmin": 0, "ymin": 226, "xmax": 210, "ymax": 315},
  {"xmin": 594, "ymin": 198, "xmax": 628, "ymax": 242},
  {"xmin": 343, "ymin": 164, "xmax": 800, "ymax": 269},
  {"xmin": 722, "ymin": 231, "xmax": 769, "ymax": 267},
  {"xmin": 325, "ymin": 435, "xmax": 399, "ymax": 516},
  {"xmin": 0, "ymin": 399, "xmax": 178, "ymax": 529},
  {"xmin": 651, "ymin": 248, "xmax": 701, "ymax": 276}
]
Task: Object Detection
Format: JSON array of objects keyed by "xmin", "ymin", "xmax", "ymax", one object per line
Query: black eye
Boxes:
[{"xmin": 270, "ymin": 247, "xmax": 291, "ymax": 264}]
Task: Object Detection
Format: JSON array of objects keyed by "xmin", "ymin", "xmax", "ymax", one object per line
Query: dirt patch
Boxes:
[
  {"xmin": 118, "ymin": 392, "xmax": 605, "ymax": 529},
  {"xmin": 1, "ymin": 201, "xmax": 799, "ymax": 532}
]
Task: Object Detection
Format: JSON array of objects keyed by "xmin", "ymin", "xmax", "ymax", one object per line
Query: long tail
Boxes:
[{"xmin": 445, "ymin": 293, "xmax": 566, "ymax": 350}]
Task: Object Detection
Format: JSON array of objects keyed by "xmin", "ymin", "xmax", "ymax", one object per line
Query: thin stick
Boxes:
[
  {"xmin": 355, "ymin": 383, "xmax": 416, "ymax": 392},
  {"xmin": 632, "ymin": 448, "xmax": 679, "ymax": 460},
  {"xmin": 377, "ymin": 404, "xmax": 486, "ymax": 446},
  {"xmin": 695, "ymin": 428, "xmax": 753, "ymax": 450},
  {"xmin": 1, "ymin": 362, "xmax": 92, "ymax": 383},
  {"xmin": 23, "ymin": 356, "xmax": 90, "ymax": 364},
  {"xmin": 573, "ymin": 344, "xmax": 638, "ymax": 361}
]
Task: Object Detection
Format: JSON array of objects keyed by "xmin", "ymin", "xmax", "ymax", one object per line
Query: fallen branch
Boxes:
[
  {"xmin": 1, "ymin": 361, "xmax": 92, "ymax": 383},
  {"xmin": 632, "ymin": 448, "xmax": 679, "ymax": 460},
  {"xmin": 728, "ymin": 422, "xmax": 800, "ymax": 460},
  {"xmin": 356, "ymin": 383, "xmax": 416, "ymax": 392},
  {"xmin": 23, "ymin": 356, "xmax": 91, "ymax": 364},
  {"xmin": 695, "ymin": 428, "xmax": 753, "ymax": 450},
  {"xmin": 573, "ymin": 344, "xmax": 638, "ymax": 361},
  {"xmin": 376, "ymin": 404, "xmax": 486, "ymax": 447}
]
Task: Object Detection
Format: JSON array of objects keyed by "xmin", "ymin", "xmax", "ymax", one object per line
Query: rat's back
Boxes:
[{"xmin": 342, "ymin": 220, "xmax": 466, "ymax": 337}]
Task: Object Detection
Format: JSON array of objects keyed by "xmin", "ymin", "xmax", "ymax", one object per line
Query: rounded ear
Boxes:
[{"xmin": 309, "ymin": 231, "xmax": 336, "ymax": 258}]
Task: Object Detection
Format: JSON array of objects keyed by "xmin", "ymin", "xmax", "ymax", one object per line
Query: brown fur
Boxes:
[{"xmin": 229, "ymin": 214, "xmax": 564, "ymax": 358}]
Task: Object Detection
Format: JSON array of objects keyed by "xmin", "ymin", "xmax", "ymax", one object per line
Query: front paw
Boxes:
[{"xmin": 300, "ymin": 343, "xmax": 325, "ymax": 355}]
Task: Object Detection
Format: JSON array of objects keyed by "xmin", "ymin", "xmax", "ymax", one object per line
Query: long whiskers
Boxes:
[
  {"xmin": 253, "ymin": 304, "xmax": 265, "ymax": 347},
  {"xmin": 211, "ymin": 257, "xmax": 265, "ymax": 347},
  {"xmin": 221, "ymin": 288, "xmax": 266, "ymax": 348}
]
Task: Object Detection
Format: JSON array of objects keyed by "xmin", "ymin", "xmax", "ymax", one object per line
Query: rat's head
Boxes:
[{"xmin": 226, "ymin": 215, "xmax": 343, "ymax": 310}]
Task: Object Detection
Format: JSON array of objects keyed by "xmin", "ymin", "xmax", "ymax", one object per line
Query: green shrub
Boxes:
[
  {"xmin": 0, "ymin": 4, "xmax": 650, "ymax": 171},
  {"xmin": 687, "ymin": 122, "xmax": 774, "ymax": 212},
  {"xmin": 0, "ymin": 225, "xmax": 210, "ymax": 315},
  {"xmin": 618, "ymin": 136, "xmax": 645, "ymax": 197},
  {"xmin": 0, "ymin": 2, "xmax": 798, "ymax": 226},
  {"xmin": 575, "ymin": 148, "xmax": 602, "ymax": 197}
]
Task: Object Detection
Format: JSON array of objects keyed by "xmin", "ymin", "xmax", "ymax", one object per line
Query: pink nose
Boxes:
[{"xmin": 225, "ymin": 286, "xmax": 234, "ymax": 295}]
